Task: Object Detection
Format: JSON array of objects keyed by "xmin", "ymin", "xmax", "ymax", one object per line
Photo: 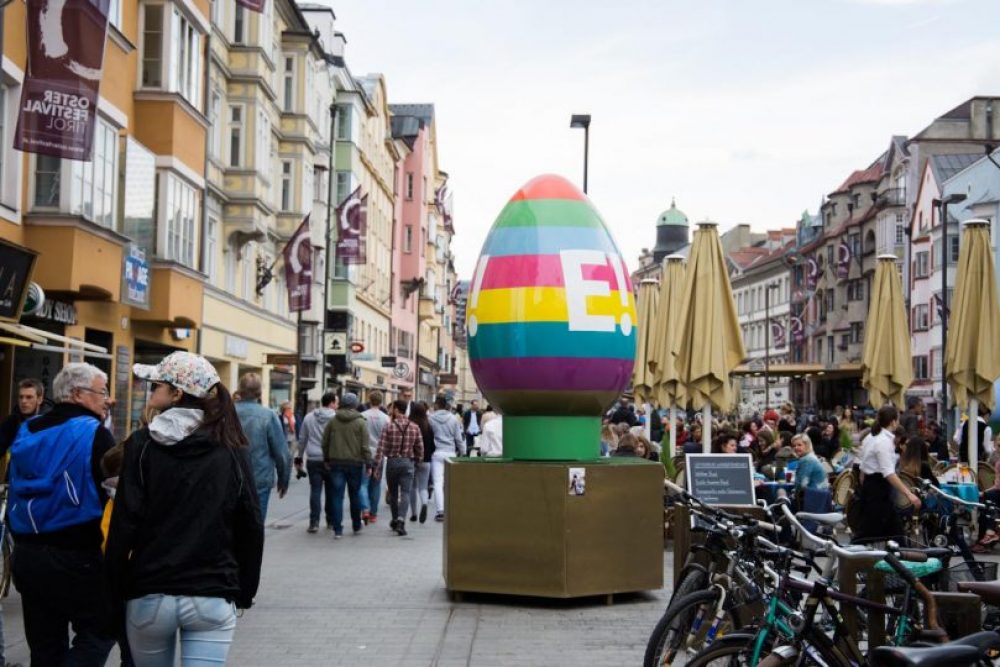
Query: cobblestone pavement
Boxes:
[{"xmin": 1, "ymin": 475, "xmax": 673, "ymax": 666}]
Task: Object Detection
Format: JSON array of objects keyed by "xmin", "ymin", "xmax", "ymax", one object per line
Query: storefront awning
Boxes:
[{"xmin": 0, "ymin": 322, "xmax": 108, "ymax": 354}]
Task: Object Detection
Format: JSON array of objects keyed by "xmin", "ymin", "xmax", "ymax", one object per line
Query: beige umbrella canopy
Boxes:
[
  {"xmin": 945, "ymin": 220, "xmax": 1000, "ymax": 471},
  {"xmin": 861, "ymin": 255, "xmax": 913, "ymax": 407},
  {"xmin": 649, "ymin": 255, "xmax": 687, "ymax": 409},
  {"xmin": 672, "ymin": 223, "xmax": 746, "ymax": 452},
  {"xmin": 631, "ymin": 279, "xmax": 659, "ymax": 404}
]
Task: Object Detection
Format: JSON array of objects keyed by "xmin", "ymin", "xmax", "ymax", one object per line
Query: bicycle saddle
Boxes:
[
  {"xmin": 871, "ymin": 643, "xmax": 981, "ymax": 667},
  {"xmin": 957, "ymin": 579, "xmax": 1000, "ymax": 605},
  {"xmin": 794, "ymin": 511, "xmax": 844, "ymax": 525},
  {"xmin": 950, "ymin": 630, "xmax": 1000, "ymax": 652}
]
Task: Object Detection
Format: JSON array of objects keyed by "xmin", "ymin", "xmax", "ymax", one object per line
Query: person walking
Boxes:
[
  {"xmin": 462, "ymin": 400, "xmax": 483, "ymax": 456},
  {"xmin": 9, "ymin": 363, "xmax": 115, "ymax": 666},
  {"xmin": 234, "ymin": 373, "xmax": 289, "ymax": 520},
  {"xmin": 106, "ymin": 352, "xmax": 263, "ymax": 666},
  {"xmin": 321, "ymin": 392, "xmax": 370, "ymax": 538},
  {"xmin": 360, "ymin": 390, "xmax": 390, "ymax": 524},
  {"xmin": 296, "ymin": 392, "xmax": 337, "ymax": 533},
  {"xmin": 374, "ymin": 400, "xmax": 424, "ymax": 536},
  {"xmin": 429, "ymin": 395, "xmax": 465, "ymax": 522},
  {"xmin": 407, "ymin": 402, "xmax": 435, "ymax": 523},
  {"xmin": 0, "ymin": 377, "xmax": 44, "ymax": 455},
  {"xmin": 854, "ymin": 405, "xmax": 921, "ymax": 542},
  {"xmin": 278, "ymin": 401, "xmax": 297, "ymax": 458}
]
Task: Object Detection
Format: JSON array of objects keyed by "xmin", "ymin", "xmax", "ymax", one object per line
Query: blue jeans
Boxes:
[
  {"xmin": 330, "ymin": 463, "xmax": 364, "ymax": 534},
  {"xmin": 360, "ymin": 461, "xmax": 384, "ymax": 516},
  {"xmin": 307, "ymin": 461, "xmax": 335, "ymax": 527},
  {"xmin": 127, "ymin": 594, "xmax": 236, "ymax": 667},
  {"xmin": 257, "ymin": 486, "xmax": 271, "ymax": 523}
]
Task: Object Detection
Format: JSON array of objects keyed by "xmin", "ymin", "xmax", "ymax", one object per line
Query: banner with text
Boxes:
[
  {"xmin": 15, "ymin": 0, "xmax": 111, "ymax": 160},
  {"xmin": 282, "ymin": 216, "xmax": 312, "ymax": 312},
  {"xmin": 336, "ymin": 186, "xmax": 368, "ymax": 265},
  {"xmin": 236, "ymin": 0, "xmax": 265, "ymax": 13}
]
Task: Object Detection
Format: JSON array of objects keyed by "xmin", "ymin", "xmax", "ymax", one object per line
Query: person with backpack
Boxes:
[
  {"xmin": 105, "ymin": 351, "xmax": 263, "ymax": 666},
  {"xmin": 8, "ymin": 362, "xmax": 116, "ymax": 666}
]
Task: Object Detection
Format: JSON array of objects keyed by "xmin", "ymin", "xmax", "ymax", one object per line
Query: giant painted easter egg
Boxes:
[{"xmin": 466, "ymin": 174, "xmax": 636, "ymax": 422}]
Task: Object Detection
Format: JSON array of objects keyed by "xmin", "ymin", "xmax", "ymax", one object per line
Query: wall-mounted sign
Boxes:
[
  {"xmin": 26, "ymin": 298, "xmax": 76, "ymax": 325},
  {"xmin": 392, "ymin": 361, "xmax": 410, "ymax": 380},
  {"xmin": 380, "ymin": 355, "xmax": 397, "ymax": 368},
  {"xmin": 0, "ymin": 239, "xmax": 37, "ymax": 322},
  {"xmin": 350, "ymin": 341, "xmax": 364, "ymax": 353},
  {"xmin": 122, "ymin": 243, "xmax": 151, "ymax": 309},
  {"xmin": 324, "ymin": 332, "xmax": 347, "ymax": 355},
  {"xmin": 23, "ymin": 282, "xmax": 44, "ymax": 316},
  {"xmin": 438, "ymin": 373, "xmax": 458, "ymax": 385},
  {"xmin": 352, "ymin": 352, "xmax": 374, "ymax": 362}
]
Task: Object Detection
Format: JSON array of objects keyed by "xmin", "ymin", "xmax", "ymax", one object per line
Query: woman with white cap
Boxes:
[{"xmin": 105, "ymin": 351, "xmax": 264, "ymax": 666}]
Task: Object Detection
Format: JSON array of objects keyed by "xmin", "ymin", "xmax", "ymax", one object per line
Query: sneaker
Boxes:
[
  {"xmin": 410, "ymin": 515, "xmax": 417, "ymax": 522},
  {"xmin": 435, "ymin": 513, "xmax": 444, "ymax": 522},
  {"xmin": 419, "ymin": 505, "xmax": 428, "ymax": 524},
  {"xmin": 396, "ymin": 525, "xmax": 408, "ymax": 537},
  {"xmin": 307, "ymin": 523, "xmax": 319, "ymax": 534},
  {"xmin": 368, "ymin": 514, "xmax": 378, "ymax": 524},
  {"xmin": 361, "ymin": 510, "xmax": 371, "ymax": 525},
  {"xmin": 333, "ymin": 533, "xmax": 343, "ymax": 540}
]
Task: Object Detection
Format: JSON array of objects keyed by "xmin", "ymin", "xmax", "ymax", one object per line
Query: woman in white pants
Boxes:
[
  {"xmin": 407, "ymin": 402, "xmax": 435, "ymax": 522},
  {"xmin": 427, "ymin": 395, "xmax": 466, "ymax": 521}
]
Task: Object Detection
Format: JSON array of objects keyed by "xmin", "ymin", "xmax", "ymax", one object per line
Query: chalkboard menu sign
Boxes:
[{"xmin": 685, "ymin": 454, "xmax": 756, "ymax": 506}]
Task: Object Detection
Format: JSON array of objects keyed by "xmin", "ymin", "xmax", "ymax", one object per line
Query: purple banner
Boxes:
[
  {"xmin": 790, "ymin": 316, "xmax": 804, "ymax": 344},
  {"xmin": 15, "ymin": 0, "xmax": 111, "ymax": 160},
  {"xmin": 236, "ymin": 0, "xmax": 264, "ymax": 12},
  {"xmin": 836, "ymin": 241, "xmax": 851, "ymax": 279},
  {"xmin": 806, "ymin": 256, "xmax": 819, "ymax": 291},
  {"xmin": 771, "ymin": 320, "xmax": 786, "ymax": 348},
  {"xmin": 336, "ymin": 187, "xmax": 367, "ymax": 265},
  {"xmin": 282, "ymin": 216, "xmax": 312, "ymax": 312}
]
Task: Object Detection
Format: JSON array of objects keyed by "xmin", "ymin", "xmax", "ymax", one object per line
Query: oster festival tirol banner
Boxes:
[
  {"xmin": 336, "ymin": 186, "xmax": 368, "ymax": 265},
  {"xmin": 236, "ymin": 0, "xmax": 265, "ymax": 12},
  {"xmin": 282, "ymin": 216, "xmax": 312, "ymax": 312},
  {"xmin": 15, "ymin": 0, "xmax": 112, "ymax": 160}
]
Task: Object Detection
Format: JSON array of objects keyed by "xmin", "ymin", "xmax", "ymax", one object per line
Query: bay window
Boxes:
[
  {"xmin": 140, "ymin": 3, "xmax": 203, "ymax": 107},
  {"xmin": 282, "ymin": 56, "xmax": 295, "ymax": 112},
  {"xmin": 280, "ymin": 160, "xmax": 292, "ymax": 211},
  {"xmin": 159, "ymin": 172, "xmax": 199, "ymax": 268},
  {"xmin": 228, "ymin": 105, "xmax": 243, "ymax": 167}
]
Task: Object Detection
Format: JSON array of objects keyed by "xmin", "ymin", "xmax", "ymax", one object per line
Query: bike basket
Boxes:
[{"xmin": 941, "ymin": 561, "xmax": 999, "ymax": 591}]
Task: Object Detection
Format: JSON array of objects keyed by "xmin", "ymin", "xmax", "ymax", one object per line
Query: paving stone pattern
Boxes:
[{"xmin": 2, "ymin": 476, "xmax": 673, "ymax": 666}]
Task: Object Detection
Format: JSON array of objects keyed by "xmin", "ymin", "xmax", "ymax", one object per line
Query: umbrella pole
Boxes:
[
  {"xmin": 669, "ymin": 403, "xmax": 677, "ymax": 460},
  {"xmin": 969, "ymin": 398, "xmax": 979, "ymax": 478},
  {"xmin": 702, "ymin": 404, "xmax": 711, "ymax": 453}
]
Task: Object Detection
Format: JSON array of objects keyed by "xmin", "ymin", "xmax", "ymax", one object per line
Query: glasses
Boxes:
[{"xmin": 77, "ymin": 387, "xmax": 110, "ymax": 398}]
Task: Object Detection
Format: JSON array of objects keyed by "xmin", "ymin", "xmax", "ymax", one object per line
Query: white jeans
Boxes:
[
  {"xmin": 431, "ymin": 451, "xmax": 455, "ymax": 515},
  {"xmin": 409, "ymin": 460, "xmax": 431, "ymax": 515}
]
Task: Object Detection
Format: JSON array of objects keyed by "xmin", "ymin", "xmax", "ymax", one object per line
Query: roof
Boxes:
[
  {"xmin": 929, "ymin": 153, "xmax": 981, "ymax": 185},
  {"xmin": 833, "ymin": 158, "xmax": 885, "ymax": 194},
  {"xmin": 389, "ymin": 104, "xmax": 434, "ymax": 126},
  {"xmin": 657, "ymin": 198, "xmax": 688, "ymax": 227},
  {"xmin": 728, "ymin": 247, "xmax": 769, "ymax": 270}
]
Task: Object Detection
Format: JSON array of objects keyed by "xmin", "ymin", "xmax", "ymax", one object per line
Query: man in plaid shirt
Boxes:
[{"xmin": 374, "ymin": 400, "xmax": 424, "ymax": 536}]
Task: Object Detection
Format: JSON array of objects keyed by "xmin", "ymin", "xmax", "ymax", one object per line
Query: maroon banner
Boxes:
[
  {"xmin": 836, "ymin": 241, "xmax": 851, "ymax": 279},
  {"xmin": 282, "ymin": 216, "xmax": 312, "ymax": 312},
  {"xmin": 790, "ymin": 316, "xmax": 804, "ymax": 344},
  {"xmin": 336, "ymin": 187, "xmax": 367, "ymax": 265},
  {"xmin": 15, "ymin": 0, "xmax": 111, "ymax": 160},
  {"xmin": 771, "ymin": 320, "xmax": 786, "ymax": 348},
  {"xmin": 806, "ymin": 256, "xmax": 819, "ymax": 291},
  {"xmin": 236, "ymin": 0, "xmax": 264, "ymax": 12}
]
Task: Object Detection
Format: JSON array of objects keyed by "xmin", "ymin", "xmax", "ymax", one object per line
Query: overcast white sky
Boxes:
[{"xmin": 325, "ymin": 0, "xmax": 1000, "ymax": 280}]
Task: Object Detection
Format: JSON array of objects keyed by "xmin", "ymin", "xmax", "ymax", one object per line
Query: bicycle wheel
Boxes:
[
  {"xmin": 644, "ymin": 588, "xmax": 741, "ymax": 667},
  {"xmin": 683, "ymin": 634, "xmax": 756, "ymax": 667},
  {"xmin": 0, "ymin": 528, "xmax": 12, "ymax": 598},
  {"xmin": 758, "ymin": 629, "xmax": 853, "ymax": 667},
  {"xmin": 668, "ymin": 566, "xmax": 710, "ymax": 606}
]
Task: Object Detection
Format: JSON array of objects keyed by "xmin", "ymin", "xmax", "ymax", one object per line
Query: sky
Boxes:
[{"xmin": 324, "ymin": 0, "xmax": 1000, "ymax": 280}]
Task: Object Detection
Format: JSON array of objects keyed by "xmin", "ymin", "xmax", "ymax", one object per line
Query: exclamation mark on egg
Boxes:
[
  {"xmin": 467, "ymin": 254, "xmax": 489, "ymax": 338},
  {"xmin": 609, "ymin": 253, "xmax": 632, "ymax": 336}
]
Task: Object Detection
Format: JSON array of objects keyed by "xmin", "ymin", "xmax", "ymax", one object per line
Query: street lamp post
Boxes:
[
  {"xmin": 764, "ymin": 282, "xmax": 780, "ymax": 411},
  {"xmin": 569, "ymin": 114, "xmax": 591, "ymax": 194},
  {"xmin": 932, "ymin": 192, "xmax": 967, "ymax": 433}
]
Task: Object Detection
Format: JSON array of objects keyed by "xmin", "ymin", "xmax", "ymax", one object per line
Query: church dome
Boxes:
[{"xmin": 657, "ymin": 198, "xmax": 688, "ymax": 227}]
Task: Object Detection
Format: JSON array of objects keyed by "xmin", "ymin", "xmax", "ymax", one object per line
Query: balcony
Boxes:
[
  {"xmin": 876, "ymin": 188, "xmax": 906, "ymax": 208},
  {"xmin": 24, "ymin": 217, "xmax": 125, "ymax": 300},
  {"xmin": 131, "ymin": 261, "xmax": 205, "ymax": 328},
  {"xmin": 419, "ymin": 296, "xmax": 437, "ymax": 323}
]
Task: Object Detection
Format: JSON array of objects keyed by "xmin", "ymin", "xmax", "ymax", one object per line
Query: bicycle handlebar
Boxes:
[{"xmin": 920, "ymin": 479, "xmax": 986, "ymax": 508}]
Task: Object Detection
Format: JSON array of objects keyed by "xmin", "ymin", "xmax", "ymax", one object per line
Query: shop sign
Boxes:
[
  {"xmin": 0, "ymin": 239, "xmax": 37, "ymax": 322},
  {"xmin": 324, "ymin": 332, "xmax": 347, "ymax": 355},
  {"xmin": 438, "ymin": 373, "xmax": 459, "ymax": 385},
  {"xmin": 419, "ymin": 370, "xmax": 436, "ymax": 386},
  {"xmin": 352, "ymin": 352, "xmax": 374, "ymax": 362},
  {"xmin": 29, "ymin": 299, "xmax": 77, "ymax": 325},
  {"xmin": 225, "ymin": 335, "xmax": 248, "ymax": 359},
  {"xmin": 121, "ymin": 244, "xmax": 151, "ymax": 309},
  {"xmin": 380, "ymin": 355, "xmax": 397, "ymax": 368}
]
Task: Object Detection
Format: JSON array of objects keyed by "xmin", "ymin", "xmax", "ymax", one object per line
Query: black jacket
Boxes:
[
  {"xmin": 105, "ymin": 427, "xmax": 264, "ymax": 608},
  {"xmin": 10, "ymin": 403, "xmax": 113, "ymax": 550},
  {"xmin": 462, "ymin": 410, "xmax": 483, "ymax": 434}
]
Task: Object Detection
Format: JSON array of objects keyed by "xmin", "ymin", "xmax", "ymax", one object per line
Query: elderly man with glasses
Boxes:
[{"xmin": 8, "ymin": 362, "xmax": 116, "ymax": 666}]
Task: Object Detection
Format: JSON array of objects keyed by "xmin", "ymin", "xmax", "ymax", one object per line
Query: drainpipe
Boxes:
[
  {"xmin": 321, "ymin": 101, "xmax": 337, "ymax": 391},
  {"xmin": 197, "ymin": 32, "xmax": 212, "ymax": 358}
]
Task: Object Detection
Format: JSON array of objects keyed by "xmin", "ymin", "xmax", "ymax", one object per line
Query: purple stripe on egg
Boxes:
[{"xmin": 470, "ymin": 357, "xmax": 634, "ymax": 392}]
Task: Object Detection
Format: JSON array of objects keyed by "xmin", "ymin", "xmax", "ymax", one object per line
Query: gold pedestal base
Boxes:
[{"xmin": 443, "ymin": 458, "xmax": 664, "ymax": 598}]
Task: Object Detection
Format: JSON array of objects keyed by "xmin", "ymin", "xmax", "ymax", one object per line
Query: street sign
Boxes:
[
  {"xmin": 324, "ymin": 332, "xmax": 347, "ymax": 355},
  {"xmin": 380, "ymin": 355, "xmax": 397, "ymax": 368}
]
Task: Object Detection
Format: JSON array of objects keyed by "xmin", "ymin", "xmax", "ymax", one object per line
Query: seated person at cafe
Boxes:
[{"xmin": 790, "ymin": 434, "xmax": 828, "ymax": 492}]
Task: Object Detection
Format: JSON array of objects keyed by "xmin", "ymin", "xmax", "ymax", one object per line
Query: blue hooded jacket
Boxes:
[{"xmin": 235, "ymin": 400, "xmax": 290, "ymax": 491}]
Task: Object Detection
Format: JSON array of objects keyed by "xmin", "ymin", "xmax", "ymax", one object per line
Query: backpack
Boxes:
[{"xmin": 9, "ymin": 415, "xmax": 103, "ymax": 534}]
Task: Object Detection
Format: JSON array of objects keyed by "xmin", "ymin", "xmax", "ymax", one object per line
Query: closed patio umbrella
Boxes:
[
  {"xmin": 945, "ymin": 220, "xmax": 1000, "ymax": 473},
  {"xmin": 648, "ymin": 255, "xmax": 686, "ymax": 459},
  {"xmin": 861, "ymin": 255, "xmax": 913, "ymax": 408},
  {"xmin": 672, "ymin": 223, "xmax": 746, "ymax": 452},
  {"xmin": 632, "ymin": 279, "xmax": 659, "ymax": 405}
]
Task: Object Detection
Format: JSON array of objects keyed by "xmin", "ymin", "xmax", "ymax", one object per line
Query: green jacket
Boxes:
[{"xmin": 321, "ymin": 409, "xmax": 371, "ymax": 464}]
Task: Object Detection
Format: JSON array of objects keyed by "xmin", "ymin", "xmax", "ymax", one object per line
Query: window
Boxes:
[
  {"xmin": 895, "ymin": 213, "xmax": 906, "ymax": 245},
  {"xmin": 256, "ymin": 108, "xmax": 270, "ymax": 170},
  {"xmin": 241, "ymin": 243, "xmax": 255, "ymax": 300},
  {"xmin": 914, "ymin": 251, "xmax": 929, "ymax": 278},
  {"xmin": 282, "ymin": 56, "xmax": 295, "ymax": 112},
  {"xmin": 950, "ymin": 236, "xmax": 960, "ymax": 263},
  {"xmin": 228, "ymin": 105, "xmax": 243, "ymax": 167},
  {"xmin": 912, "ymin": 304, "xmax": 929, "ymax": 331},
  {"xmin": 209, "ymin": 89, "xmax": 222, "ymax": 159},
  {"xmin": 406, "ymin": 172, "xmax": 414, "ymax": 200},
  {"xmin": 913, "ymin": 356, "xmax": 929, "ymax": 380},
  {"xmin": 142, "ymin": 5, "xmax": 164, "ymax": 87},
  {"xmin": 335, "ymin": 171, "xmax": 350, "ymax": 205},
  {"xmin": 70, "ymin": 119, "xmax": 117, "ymax": 227},
  {"xmin": 312, "ymin": 167, "xmax": 324, "ymax": 203},
  {"xmin": 280, "ymin": 160, "xmax": 292, "ymax": 211},
  {"xmin": 824, "ymin": 288, "xmax": 834, "ymax": 313},
  {"xmin": 259, "ymin": 0, "xmax": 273, "ymax": 58},
  {"xmin": 211, "ymin": 0, "xmax": 223, "ymax": 28},
  {"xmin": 336, "ymin": 104, "xmax": 351, "ymax": 140},
  {"xmin": 171, "ymin": 7, "xmax": 200, "ymax": 105},
  {"xmin": 403, "ymin": 225, "xmax": 412, "ymax": 253},
  {"xmin": 847, "ymin": 279, "xmax": 865, "ymax": 302},
  {"xmin": 109, "ymin": 0, "xmax": 122, "ymax": 30},
  {"xmin": 205, "ymin": 217, "xmax": 218, "ymax": 281},
  {"xmin": 161, "ymin": 173, "xmax": 198, "ymax": 268},
  {"xmin": 224, "ymin": 243, "xmax": 237, "ymax": 293},
  {"xmin": 850, "ymin": 322, "xmax": 863, "ymax": 344},
  {"xmin": 233, "ymin": 4, "xmax": 245, "ymax": 44},
  {"xmin": 930, "ymin": 348, "xmax": 942, "ymax": 380}
]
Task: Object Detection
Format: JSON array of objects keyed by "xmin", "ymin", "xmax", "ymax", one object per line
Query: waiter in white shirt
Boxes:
[{"xmin": 855, "ymin": 405, "xmax": 921, "ymax": 541}]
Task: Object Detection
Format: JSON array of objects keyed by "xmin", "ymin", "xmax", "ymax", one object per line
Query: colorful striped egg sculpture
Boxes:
[{"xmin": 466, "ymin": 174, "xmax": 636, "ymax": 460}]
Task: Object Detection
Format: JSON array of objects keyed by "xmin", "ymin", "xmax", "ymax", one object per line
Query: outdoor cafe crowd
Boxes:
[{"xmin": 604, "ymin": 395, "xmax": 1000, "ymax": 549}]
